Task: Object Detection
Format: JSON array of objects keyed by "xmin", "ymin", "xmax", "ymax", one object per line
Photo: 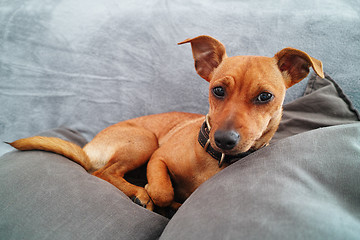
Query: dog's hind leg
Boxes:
[{"xmin": 88, "ymin": 126, "xmax": 159, "ymax": 210}]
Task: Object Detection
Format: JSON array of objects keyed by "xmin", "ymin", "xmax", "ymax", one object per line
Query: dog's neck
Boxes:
[{"xmin": 197, "ymin": 116, "xmax": 255, "ymax": 167}]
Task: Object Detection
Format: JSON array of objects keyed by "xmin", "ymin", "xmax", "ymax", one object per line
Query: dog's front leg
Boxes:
[{"xmin": 146, "ymin": 155, "xmax": 174, "ymax": 208}]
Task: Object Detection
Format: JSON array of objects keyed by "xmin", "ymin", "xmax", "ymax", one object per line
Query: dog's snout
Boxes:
[{"xmin": 214, "ymin": 130, "xmax": 240, "ymax": 150}]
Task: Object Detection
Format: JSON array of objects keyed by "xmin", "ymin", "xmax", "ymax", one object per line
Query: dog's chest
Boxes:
[
  {"xmin": 166, "ymin": 147, "xmax": 223, "ymax": 201},
  {"xmin": 154, "ymin": 117, "xmax": 223, "ymax": 199}
]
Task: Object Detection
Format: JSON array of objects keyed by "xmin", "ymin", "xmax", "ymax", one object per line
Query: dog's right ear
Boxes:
[{"xmin": 178, "ymin": 35, "xmax": 227, "ymax": 82}]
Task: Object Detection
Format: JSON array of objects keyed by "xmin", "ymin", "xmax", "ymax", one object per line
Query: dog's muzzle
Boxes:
[{"xmin": 198, "ymin": 115, "xmax": 255, "ymax": 167}]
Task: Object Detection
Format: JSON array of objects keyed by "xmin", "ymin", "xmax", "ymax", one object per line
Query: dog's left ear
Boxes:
[
  {"xmin": 178, "ymin": 35, "xmax": 227, "ymax": 82},
  {"xmin": 275, "ymin": 48, "xmax": 324, "ymax": 88}
]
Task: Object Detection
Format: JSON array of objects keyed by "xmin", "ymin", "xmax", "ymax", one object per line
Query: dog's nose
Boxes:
[{"xmin": 214, "ymin": 130, "xmax": 240, "ymax": 150}]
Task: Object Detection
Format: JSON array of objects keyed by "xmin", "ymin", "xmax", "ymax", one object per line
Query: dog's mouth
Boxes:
[
  {"xmin": 198, "ymin": 116, "xmax": 258, "ymax": 167},
  {"xmin": 209, "ymin": 140, "xmax": 256, "ymax": 167},
  {"xmin": 212, "ymin": 144, "xmax": 254, "ymax": 156}
]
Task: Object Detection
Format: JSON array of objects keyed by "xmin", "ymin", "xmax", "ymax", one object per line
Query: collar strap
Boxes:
[{"xmin": 198, "ymin": 117, "xmax": 255, "ymax": 167}]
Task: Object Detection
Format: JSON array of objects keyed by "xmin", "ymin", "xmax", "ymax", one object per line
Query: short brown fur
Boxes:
[{"xmin": 9, "ymin": 36, "xmax": 324, "ymax": 211}]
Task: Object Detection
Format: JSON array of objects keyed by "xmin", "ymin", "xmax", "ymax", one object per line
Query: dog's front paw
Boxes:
[
  {"xmin": 131, "ymin": 189, "xmax": 154, "ymax": 211},
  {"xmin": 145, "ymin": 184, "xmax": 174, "ymax": 207}
]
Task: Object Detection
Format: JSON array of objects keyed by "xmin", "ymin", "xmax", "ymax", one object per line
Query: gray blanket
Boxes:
[{"xmin": 1, "ymin": 0, "xmax": 360, "ymax": 156}]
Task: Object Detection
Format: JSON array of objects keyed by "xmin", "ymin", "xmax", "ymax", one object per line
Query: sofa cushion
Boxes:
[
  {"xmin": 160, "ymin": 123, "xmax": 360, "ymax": 239},
  {"xmin": 0, "ymin": 128, "xmax": 169, "ymax": 240},
  {"xmin": 273, "ymin": 74, "xmax": 360, "ymax": 141}
]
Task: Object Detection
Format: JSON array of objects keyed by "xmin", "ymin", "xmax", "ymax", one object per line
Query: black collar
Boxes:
[{"xmin": 198, "ymin": 116, "xmax": 255, "ymax": 167}]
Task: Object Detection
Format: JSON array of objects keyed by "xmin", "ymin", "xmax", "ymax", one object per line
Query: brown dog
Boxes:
[{"xmin": 9, "ymin": 35, "xmax": 324, "ymax": 212}]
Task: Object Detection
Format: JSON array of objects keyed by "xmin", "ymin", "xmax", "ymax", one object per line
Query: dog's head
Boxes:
[{"xmin": 179, "ymin": 35, "xmax": 324, "ymax": 155}]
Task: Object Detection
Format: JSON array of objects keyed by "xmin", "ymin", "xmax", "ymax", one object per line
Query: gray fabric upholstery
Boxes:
[
  {"xmin": 0, "ymin": 128, "xmax": 168, "ymax": 240},
  {"xmin": 272, "ymin": 74, "xmax": 360, "ymax": 142},
  {"xmin": 160, "ymin": 122, "xmax": 360, "ymax": 240}
]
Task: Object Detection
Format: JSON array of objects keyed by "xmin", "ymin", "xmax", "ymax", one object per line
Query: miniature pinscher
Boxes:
[{"xmin": 9, "ymin": 35, "xmax": 324, "ymax": 212}]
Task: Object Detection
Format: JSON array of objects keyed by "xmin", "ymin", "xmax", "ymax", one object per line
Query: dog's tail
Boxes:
[{"xmin": 6, "ymin": 136, "xmax": 92, "ymax": 171}]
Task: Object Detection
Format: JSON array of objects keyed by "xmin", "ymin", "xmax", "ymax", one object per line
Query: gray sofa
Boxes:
[{"xmin": 1, "ymin": 0, "xmax": 360, "ymax": 239}]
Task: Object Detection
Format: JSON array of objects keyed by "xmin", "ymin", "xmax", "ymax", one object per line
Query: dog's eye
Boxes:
[
  {"xmin": 212, "ymin": 86, "xmax": 225, "ymax": 98},
  {"xmin": 256, "ymin": 92, "xmax": 274, "ymax": 103}
]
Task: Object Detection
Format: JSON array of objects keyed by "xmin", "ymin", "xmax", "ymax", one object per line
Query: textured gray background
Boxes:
[{"xmin": 1, "ymin": 0, "xmax": 359, "ymax": 155}]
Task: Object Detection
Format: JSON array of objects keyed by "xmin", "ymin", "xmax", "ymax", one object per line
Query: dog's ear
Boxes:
[
  {"xmin": 275, "ymin": 48, "xmax": 324, "ymax": 88},
  {"xmin": 178, "ymin": 35, "xmax": 227, "ymax": 82}
]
